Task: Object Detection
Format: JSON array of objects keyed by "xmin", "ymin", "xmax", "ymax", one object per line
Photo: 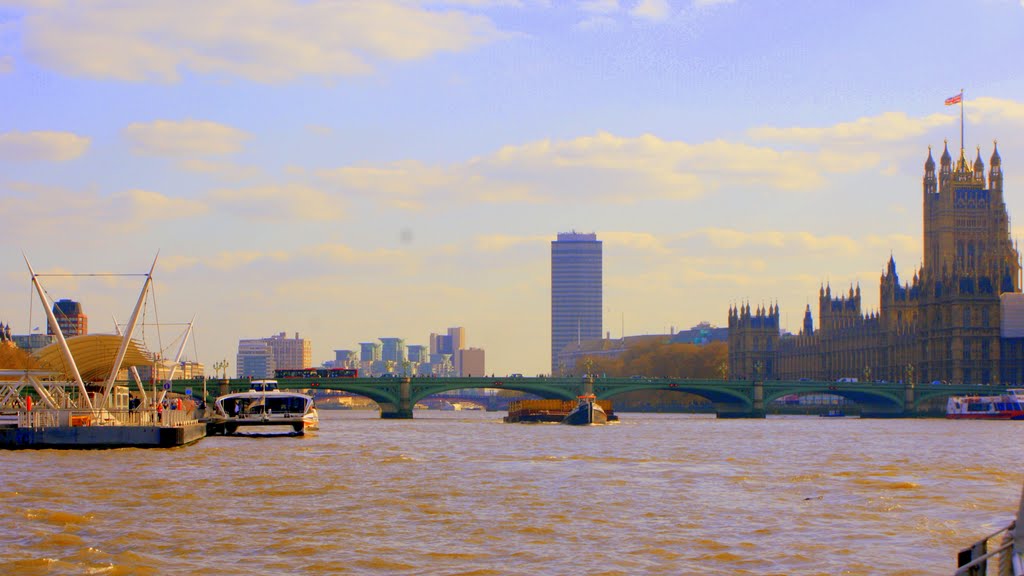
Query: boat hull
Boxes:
[
  {"xmin": 0, "ymin": 422, "xmax": 207, "ymax": 449},
  {"xmin": 561, "ymin": 402, "xmax": 608, "ymax": 425}
]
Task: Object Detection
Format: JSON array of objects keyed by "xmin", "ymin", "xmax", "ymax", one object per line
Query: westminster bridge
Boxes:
[{"xmin": 171, "ymin": 376, "xmax": 1016, "ymax": 419}]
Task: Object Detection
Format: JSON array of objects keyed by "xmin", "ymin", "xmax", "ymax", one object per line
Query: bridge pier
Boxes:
[
  {"xmin": 378, "ymin": 378, "xmax": 414, "ymax": 419},
  {"xmin": 715, "ymin": 380, "xmax": 766, "ymax": 418}
]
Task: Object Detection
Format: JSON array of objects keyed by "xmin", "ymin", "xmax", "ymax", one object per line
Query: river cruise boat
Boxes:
[
  {"xmin": 561, "ymin": 394, "xmax": 608, "ymax": 425},
  {"xmin": 946, "ymin": 389, "xmax": 1024, "ymax": 420},
  {"xmin": 213, "ymin": 380, "xmax": 318, "ymax": 434}
]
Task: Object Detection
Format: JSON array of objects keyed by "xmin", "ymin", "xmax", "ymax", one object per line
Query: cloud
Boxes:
[
  {"xmin": 967, "ymin": 96, "xmax": 1024, "ymax": 125},
  {"xmin": 0, "ymin": 130, "xmax": 89, "ymax": 161},
  {"xmin": 475, "ymin": 234, "xmax": 549, "ymax": 252},
  {"xmin": 694, "ymin": 0, "xmax": 735, "ymax": 7},
  {"xmin": 123, "ymin": 120, "xmax": 250, "ymax": 157},
  {"xmin": 749, "ymin": 111, "xmax": 954, "ymax": 144},
  {"xmin": 630, "ymin": 0, "xmax": 670, "ymax": 21},
  {"xmin": 205, "ymin": 250, "xmax": 289, "ymax": 271},
  {"xmin": 14, "ymin": 0, "xmax": 508, "ymax": 82},
  {"xmin": 687, "ymin": 227, "xmax": 860, "ymax": 255},
  {"xmin": 0, "ymin": 181, "xmax": 206, "ymax": 232},
  {"xmin": 0, "ymin": 55, "xmax": 12, "ymax": 74},
  {"xmin": 576, "ymin": 15, "xmax": 617, "ymax": 30},
  {"xmin": 208, "ymin": 184, "xmax": 343, "ymax": 221},
  {"xmin": 580, "ymin": 0, "xmax": 619, "ymax": 13},
  {"xmin": 601, "ymin": 231, "xmax": 671, "ymax": 254},
  {"xmin": 178, "ymin": 158, "xmax": 262, "ymax": 181}
]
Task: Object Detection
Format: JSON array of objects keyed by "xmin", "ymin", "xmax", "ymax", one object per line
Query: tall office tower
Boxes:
[
  {"xmin": 406, "ymin": 345, "xmax": 427, "ymax": 363},
  {"xmin": 49, "ymin": 299, "xmax": 88, "ymax": 337},
  {"xmin": 551, "ymin": 231, "xmax": 602, "ymax": 375},
  {"xmin": 236, "ymin": 340, "xmax": 275, "ymax": 378}
]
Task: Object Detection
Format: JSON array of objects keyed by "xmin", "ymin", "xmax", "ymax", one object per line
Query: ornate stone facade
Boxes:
[{"xmin": 729, "ymin": 142, "xmax": 1021, "ymax": 385}]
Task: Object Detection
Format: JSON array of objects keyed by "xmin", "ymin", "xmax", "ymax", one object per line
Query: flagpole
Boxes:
[{"xmin": 960, "ymin": 88, "xmax": 964, "ymax": 154}]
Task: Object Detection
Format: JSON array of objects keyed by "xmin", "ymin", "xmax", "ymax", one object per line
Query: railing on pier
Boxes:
[
  {"xmin": 955, "ymin": 483, "xmax": 1024, "ymax": 576},
  {"xmin": 16, "ymin": 409, "xmax": 198, "ymax": 429}
]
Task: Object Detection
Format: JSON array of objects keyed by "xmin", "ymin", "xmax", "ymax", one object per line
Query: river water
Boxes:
[{"xmin": 1, "ymin": 410, "xmax": 1021, "ymax": 575}]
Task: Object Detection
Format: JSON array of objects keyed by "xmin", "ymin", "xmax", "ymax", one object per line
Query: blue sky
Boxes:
[{"xmin": 1, "ymin": 0, "xmax": 1023, "ymax": 376}]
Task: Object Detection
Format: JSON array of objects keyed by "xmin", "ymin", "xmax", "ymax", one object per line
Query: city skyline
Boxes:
[{"xmin": 1, "ymin": 2, "xmax": 1023, "ymax": 376}]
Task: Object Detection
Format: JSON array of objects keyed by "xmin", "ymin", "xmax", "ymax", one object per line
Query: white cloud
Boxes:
[
  {"xmin": 694, "ymin": 0, "xmax": 734, "ymax": 7},
  {"xmin": 630, "ymin": 0, "xmax": 670, "ymax": 21},
  {"xmin": 749, "ymin": 111, "xmax": 954, "ymax": 144},
  {"xmin": 967, "ymin": 96, "xmax": 1024, "ymax": 125},
  {"xmin": 208, "ymin": 184, "xmax": 344, "ymax": 221},
  {"xmin": 575, "ymin": 15, "xmax": 617, "ymax": 30},
  {"xmin": 0, "ymin": 181, "xmax": 206, "ymax": 232},
  {"xmin": 123, "ymin": 120, "xmax": 250, "ymax": 157},
  {"xmin": 0, "ymin": 55, "xmax": 12, "ymax": 74},
  {"xmin": 15, "ymin": 0, "xmax": 508, "ymax": 82},
  {"xmin": 580, "ymin": 0, "xmax": 619, "ymax": 13},
  {"xmin": 0, "ymin": 130, "xmax": 89, "ymax": 162},
  {"xmin": 475, "ymin": 234, "xmax": 549, "ymax": 252}
]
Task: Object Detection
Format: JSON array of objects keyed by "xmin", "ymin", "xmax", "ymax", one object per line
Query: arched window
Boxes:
[{"xmin": 963, "ymin": 307, "xmax": 971, "ymax": 327}]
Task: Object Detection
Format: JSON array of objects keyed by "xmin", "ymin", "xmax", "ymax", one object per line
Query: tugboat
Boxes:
[{"xmin": 561, "ymin": 394, "xmax": 608, "ymax": 425}]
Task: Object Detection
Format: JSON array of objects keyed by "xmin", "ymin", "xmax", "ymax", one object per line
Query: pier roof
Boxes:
[{"xmin": 33, "ymin": 334, "xmax": 153, "ymax": 382}]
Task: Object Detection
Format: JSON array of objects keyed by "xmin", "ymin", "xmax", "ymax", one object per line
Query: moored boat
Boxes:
[
  {"xmin": 213, "ymin": 380, "xmax": 318, "ymax": 434},
  {"xmin": 561, "ymin": 394, "xmax": 608, "ymax": 425},
  {"xmin": 946, "ymin": 389, "xmax": 1024, "ymax": 420}
]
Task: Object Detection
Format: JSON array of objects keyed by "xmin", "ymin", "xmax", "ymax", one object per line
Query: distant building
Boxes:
[
  {"xmin": 670, "ymin": 322, "xmax": 729, "ymax": 345},
  {"xmin": 379, "ymin": 337, "xmax": 406, "ymax": 364},
  {"xmin": 458, "ymin": 347, "xmax": 485, "ymax": 377},
  {"xmin": 333, "ymin": 349, "xmax": 357, "ymax": 369},
  {"xmin": 359, "ymin": 342, "xmax": 382, "ymax": 363},
  {"xmin": 429, "ymin": 327, "xmax": 468, "ymax": 374},
  {"xmin": 551, "ymin": 232, "xmax": 602, "ymax": 375},
  {"xmin": 135, "ymin": 360, "xmax": 205, "ymax": 383},
  {"xmin": 407, "ymin": 344, "xmax": 427, "ymax": 363},
  {"xmin": 264, "ymin": 332, "xmax": 311, "ymax": 371},
  {"xmin": 236, "ymin": 340, "xmax": 274, "ymax": 378},
  {"xmin": 49, "ymin": 299, "xmax": 87, "ymax": 337},
  {"xmin": 12, "ymin": 333, "xmax": 54, "ymax": 354}
]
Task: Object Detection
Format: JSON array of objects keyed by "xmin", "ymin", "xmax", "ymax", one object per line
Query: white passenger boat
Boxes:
[
  {"xmin": 946, "ymin": 389, "xmax": 1024, "ymax": 420},
  {"xmin": 214, "ymin": 380, "xmax": 318, "ymax": 434}
]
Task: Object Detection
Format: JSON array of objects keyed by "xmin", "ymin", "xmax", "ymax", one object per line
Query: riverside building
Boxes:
[{"xmin": 729, "ymin": 142, "xmax": 1023, "ymax": 385}]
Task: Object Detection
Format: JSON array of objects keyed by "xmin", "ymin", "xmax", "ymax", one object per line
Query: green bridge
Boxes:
[{"xmin": 170, "ymin": 377, "xmax": 1014, "ymax": 419}]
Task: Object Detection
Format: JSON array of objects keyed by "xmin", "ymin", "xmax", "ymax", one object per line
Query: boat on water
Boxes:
[
  {"xmin": 946, "ymin": 389, "xmax": 1024, "ymax": 420},
  {"xmin": 213, "ymin": 380, "xmax": 318, "ymax": 434},
  {"xmin": 820, "ymin": 408, "xmax": 846, "ymax": 418},
  {"xmin": 561, "ymin": 394, "xmax": 608, "ymax": 425}
]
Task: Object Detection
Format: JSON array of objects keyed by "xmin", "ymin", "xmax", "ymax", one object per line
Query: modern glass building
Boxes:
[{"xmin": 551, "ymin": 232, "xmax": 602, "ymax": 375}]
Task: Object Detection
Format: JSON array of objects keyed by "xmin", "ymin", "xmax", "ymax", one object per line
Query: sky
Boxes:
[{"xmin": 1, "ymin": 0, "xmax": 1024, "ymax": 377}]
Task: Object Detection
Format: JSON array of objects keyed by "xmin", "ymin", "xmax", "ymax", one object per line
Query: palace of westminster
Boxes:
[{"xmin": 728, "ymin": 140, "xmax": 1024, "ymax": 386}]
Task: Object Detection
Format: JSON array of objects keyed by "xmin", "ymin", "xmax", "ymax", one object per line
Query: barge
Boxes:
[{"xmin": 504, "ymin": 398, "xmax": 618, "ymax": 424}]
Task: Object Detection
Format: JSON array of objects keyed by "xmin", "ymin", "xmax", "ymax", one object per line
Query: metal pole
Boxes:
[{"xmin": 960, "ymin": 88, "xmax": 965, "ymax": 154}]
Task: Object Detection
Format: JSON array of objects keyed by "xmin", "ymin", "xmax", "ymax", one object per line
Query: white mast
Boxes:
[
  {"xmin": 24, "ymin": 253, "xmax": 92, "ymax": 410},
  {"xmin": 156, "ymin": 315, "xmax": 195, "ymax": 406},
  {"xmin": 100, "ymin": 253, "xmax": 158, "ymax": 409}
]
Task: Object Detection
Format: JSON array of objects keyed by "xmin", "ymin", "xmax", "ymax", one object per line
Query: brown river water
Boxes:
[{"xmin": 1, "ymin": 410, "xmax": 1021, "ymax": 575}]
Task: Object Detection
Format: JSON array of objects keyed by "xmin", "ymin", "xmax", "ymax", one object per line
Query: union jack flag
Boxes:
[{"xmin": 945, "ymin": 93, "xmax": 962, "ymax": 106}]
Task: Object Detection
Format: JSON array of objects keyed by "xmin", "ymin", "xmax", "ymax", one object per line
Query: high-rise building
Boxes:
[
  {"xmin": 551, "ymin": 231, "xmax": 603, "ymax": 375},
  {"xmin": 359, "ymin": 342, "xmax": 382, "ymax": 363},
  {"xmin": 729, "ymin": 142, "xmax": 1023, "ymax": 385},
  {"xmin": 49, "ymin": 299, "xmax": 87, "ymax": 337},
  {"xmin": 237, "ymin": 332, "xmax": 311, "ymax": 378},
  {"xmin": 379, "ymin": 337, "xmax": 406, "ymax": 364},
  {"xmin": 407, "ymin": 344, "xmax": 427, "ymax": 363},
  {"xmin": 237, "ymin": 340, "xmax": 274, "ymax": 378}
]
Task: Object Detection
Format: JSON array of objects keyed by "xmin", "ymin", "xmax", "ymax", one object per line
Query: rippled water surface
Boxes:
[{"xmin": 2, "ymin": 411, "xmax": 1022, "ymax": 575}]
